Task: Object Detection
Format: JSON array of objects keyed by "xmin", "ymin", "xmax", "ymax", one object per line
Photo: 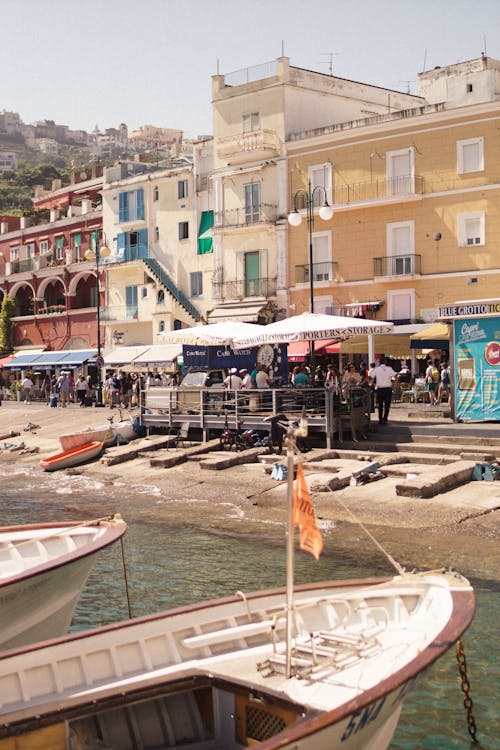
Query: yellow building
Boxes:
[
  {"xmin": 210, "ymin": 56, "xmax": 419, "ymax": 323},
  {"xmin": 285, "ymin": 56, "xmax": 500, "ymax": 361}
]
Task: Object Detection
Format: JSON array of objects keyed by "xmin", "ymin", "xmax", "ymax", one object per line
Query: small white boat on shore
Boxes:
[
  {"xmin": 60, "ymin": 425, "xmax": 113, "ymax": 451},
  {"xmin": 0, "ymin": 514, "xmax": 127, "ymax": 651}
]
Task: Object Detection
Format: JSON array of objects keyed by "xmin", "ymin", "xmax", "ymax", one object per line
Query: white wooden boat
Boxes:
[
  {"xmin": 0, "ymin": 571, "xmax": 475, "ymax": 750},
  {"xmin": 60, "ymin": 425, "xmax": 113, "ymax": 451},
  {"xmin": 0, "ymin": 515, "xmax": 127, "ymax": 651},
  {"xmin": 40, "ymin": 441, "xmax": 104, "ymax": 471}
]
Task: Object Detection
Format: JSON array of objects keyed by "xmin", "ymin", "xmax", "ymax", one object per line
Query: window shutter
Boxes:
[
  {"xmin": 136, "ymin": 189, "xmax": 144, "ymax": 220},
  {"xmin": 117, "ymin": 232, "xmax": 126, "ymax": 259},
  {"xmin": 137, "ymin": 228, "xmax": 148, "ymax": 257},
  {"xmin": 119, "ymin": 192, "xmax": 128, "ymax": 222}
]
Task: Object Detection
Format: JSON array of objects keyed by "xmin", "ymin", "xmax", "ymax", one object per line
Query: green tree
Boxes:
[{"xmin": 0, "ymin": 295, "xmax": 15, "ymax": 354}]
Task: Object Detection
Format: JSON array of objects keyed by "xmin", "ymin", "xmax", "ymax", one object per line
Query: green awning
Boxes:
[{"xmin": 197, "ymin": 210, "xmax": 214, "ymax": 254}]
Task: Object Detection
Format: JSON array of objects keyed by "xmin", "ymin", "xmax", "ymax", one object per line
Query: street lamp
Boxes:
[
  {"xmin": 85, "ymin": 231, "xmax": 110, "ymax": 406},
  {"xmin": 288, "ymin": 180, "xmax": 333, "ymax": 369}
]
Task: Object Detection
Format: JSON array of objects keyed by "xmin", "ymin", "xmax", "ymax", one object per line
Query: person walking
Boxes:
[
  {"xmin": 425, "ymin": 358, "xmax": 441, "ymax": 405},
  {"xmin": 56, "ymin": 371, "xmax": 70, "ymax": 408},
  {"xmin": 21, "ymin": 375, "xmax": 34, "ymax": 404},
  {"xmin": 75, "ymin": 374, "xmax": 89, "ymax": 407},
  {"xmin": 371, "ymin": 357, "xmax": 396, "ymax": 424},
  {"xmin": 42, "ymin": 374, "xmax": 52, "ymax": 405}
]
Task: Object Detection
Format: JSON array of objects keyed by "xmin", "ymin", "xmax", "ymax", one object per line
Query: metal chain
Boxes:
[{"xmin": 456, "ymin": 639, "xmax": 485, "ymax": 749}]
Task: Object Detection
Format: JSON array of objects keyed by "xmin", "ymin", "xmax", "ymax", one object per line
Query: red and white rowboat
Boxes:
[{"xmin": 40, "ymin": 440, "xmax": 104, "ymax": 471}]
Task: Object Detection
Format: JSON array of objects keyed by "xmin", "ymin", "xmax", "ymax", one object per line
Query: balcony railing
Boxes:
[
  {"xmin": 373, "ymin": 254, "xmax": 421, "ymax": 277},
  {"xmin": 333, "ymin": 175, "xmax": 423, "ymax": 205},
  {"xmin": 295, "ymin": 262, "xmax": 338, "ymax": 284},
  {"xmin": 103, "ymin": 244, "xmax": 148, "ymax": 264},
  {"xmin": 37, "ymin": 304, "xmax": 66, "ymax": 315},
  {"xmin": 214, "ymin": 203, "xmax": 278, "ymax": 228},
  {"xmin": 101, "ymin": 305, "xmax": 139, "ymax": 321},
  {"xmin": 8, "ymin": 258, "xmax": 36, "ymax": 274},
  {"xmin": 223, "ymin": 60, "xmax": 277, "ymax": 87},
  {"xmin": 212, "ymin": 277, "xmax": 277, "ymax": 300},
  {"xmin": 216, "ymin": 129, "xmax": 280, "ymax": 163}
]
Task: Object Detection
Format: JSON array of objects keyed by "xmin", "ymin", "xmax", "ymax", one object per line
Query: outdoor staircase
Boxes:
[
  {"xmin": 143, "ymin": 258, "xmax": 202, "ymax": 322},
  {"xmin": 337, "ymin": 406, "xmax": 500, "ymax": 464}
]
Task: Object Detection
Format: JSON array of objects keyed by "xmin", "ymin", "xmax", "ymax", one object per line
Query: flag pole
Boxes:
[{"xmin": 285, "ymin": 425, "xmax": 295, "ymax": 679}]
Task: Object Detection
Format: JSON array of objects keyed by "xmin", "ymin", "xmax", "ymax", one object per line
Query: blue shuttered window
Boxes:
[
  {"xmin": 116, "ymin": 230, "xmax": 148, "ymax": 262},
  {"xmin": 118, "ymin": 189, "xmax": 144, "ymax": 222}
]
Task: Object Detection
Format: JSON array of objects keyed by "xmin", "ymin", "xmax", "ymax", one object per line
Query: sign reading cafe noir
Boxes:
[{"xmin": 439, "ymin": 299, "xmax": 500, "ymax": 422}]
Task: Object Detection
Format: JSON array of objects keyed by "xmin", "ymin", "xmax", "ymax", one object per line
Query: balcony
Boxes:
[
  {"xmin": 333, "ymin": 175, "xmax": 423, "ymax": 205},
  {"xmin": 216, "ymin": 129, "xmax": 280, "ymax": 164},
  {"xmin": 101, "ymin": 305, "xmax": 138, "ymax": 321},
  {"xmin": 214, "ymin": 203, "xmax": 278, "ymax": 229},
  {"xmin": 103, "ymin": 244, "xmax": 148, "ymax": 263},
  {"xmin": 37, "ymin": 304, "xmax": 66, "ymax": 315},
  {"xmin": 212, "ymin": 277, "xmax": 277, "ymax": 300},
  {"xmin": 295, "ymin": 262, "xmax": 339, "ymax": 284},
  {"xmin": 373, "ymin": 254, "xmax": 421, "ymax": 277}
]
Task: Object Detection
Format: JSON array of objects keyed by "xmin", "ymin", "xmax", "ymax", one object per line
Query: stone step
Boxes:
[{"xmin": 333, "ymin": 449, "xmax": 461, "ymax": 465}]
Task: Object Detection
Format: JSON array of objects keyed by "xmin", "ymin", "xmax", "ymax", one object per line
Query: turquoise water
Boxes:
[{"xmin": 0, "ymin": 499, "xmax": 497, "ymax": 748}]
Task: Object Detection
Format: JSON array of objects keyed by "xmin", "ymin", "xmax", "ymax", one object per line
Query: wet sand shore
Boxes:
[{"xmin": 1, "ymin": 400, "xmax": 499, "ymax": 581}]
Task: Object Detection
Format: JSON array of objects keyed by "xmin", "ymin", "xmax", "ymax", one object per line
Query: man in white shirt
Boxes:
[
  {"xmin": 371, "ymin": 357, "xmax": 396, "ymax": 424},
  {"xmin": 223, "ymin": 367, "xmax": 243, "ymax": 390}
]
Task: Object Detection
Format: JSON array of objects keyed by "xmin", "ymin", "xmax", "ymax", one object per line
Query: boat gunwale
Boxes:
[
  {"xmin": 0, "ymin": 516, "xmax": 127, "ymax": 590},
  {"xmin": 39, "ymin": 441, "xmax": 104, "ymax": 471},
  {"xmin": 0, "ymin": 575, "xmax": 476, "ymax": 747}
]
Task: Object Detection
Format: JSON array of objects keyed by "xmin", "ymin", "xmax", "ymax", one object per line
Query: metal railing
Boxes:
[
  {"xmin": 373, "ymin": 254, "xmax": 421, "ymax": 277},
  {"xmin": 9, "ymin": 258, "xmax": 36, "ymax": 273},
  {"xmin": 214, "ymin": 203, "xmax": 278, "ymax": 228},
  {"xmin": 295, "ymin": 262, "xmax": 338, "ymax": 284},
  {"xmin": 37, "ymin": 304, "xmax": 66, "ymax": 315},
  {"xmin": 103, "ymin": 244, "xmax": 148, "ymax": 263},
  {"xmin": 223, "ymin": 60, "xmax": 277, "ymax": 87},
  {"xmin": 101, "ymin": 305, "xmax": 138, "ymax": 321},
  {"xmin": 333, "ymin": 175, "xmax": 423, "ymax": 204},
  {"xmin": 212, "ymin": 277, "xmax": 277, "ymax": 300}
]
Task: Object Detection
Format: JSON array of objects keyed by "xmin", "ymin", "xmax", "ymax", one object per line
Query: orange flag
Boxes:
[{"xmin": 292, "ymin": 462, "xmax": 323, "ymax": 560}]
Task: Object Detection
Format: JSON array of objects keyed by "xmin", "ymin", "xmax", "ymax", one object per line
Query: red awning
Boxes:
[
  {"xmin": 287, "ymin": 341, "xmax": 309, "ymax": 361},
  {"xmin": 315, "ymin": 339, "xmax": 341, "ymax": 355},
  {"xmin": 0, "ymin": 354, "xmax": 14, "ymax": 368},
  {"xmin": 287, "ymin": 339, "xmax": 341, "ymax": 361}
]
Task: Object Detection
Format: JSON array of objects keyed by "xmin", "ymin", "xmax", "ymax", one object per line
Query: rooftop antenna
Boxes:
[
  {"xmin": 422, "ymin": 48, "xmax": 428, "ymax": 71},
  {"xmin": 399, "ymin": 80, "xmax": 412, "ymax": 94},
  {"xmin": 483, "ymin": 35, "xmax": 487, "ymax": 55},
  {"xmin": 320, "ymin": 52, "xmax": 338, "ymax": 75}
]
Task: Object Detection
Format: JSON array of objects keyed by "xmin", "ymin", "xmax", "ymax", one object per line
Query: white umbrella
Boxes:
[
  {"xmin": 232, "ymin": 312, "xmax": 394, "ymax": 347},
  {"xmin": 156, "ymin": 320, "xmax": 265, "ymax": 347}
]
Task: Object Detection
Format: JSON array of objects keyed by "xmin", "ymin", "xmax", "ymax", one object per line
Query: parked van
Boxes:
[{"xmin": 177, "ymin": 369, "xmax": 225, "ymax": 413}]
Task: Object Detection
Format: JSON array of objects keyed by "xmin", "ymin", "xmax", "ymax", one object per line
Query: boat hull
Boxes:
[
  {"xmin": 40, "ymin": 441, "xmax": 104, "ymax": 471},
  {"xmin": 0, "ymin": 516, "xmax": 127, "ymax": 651},
  {"xmin": 60, "ymin": 426, "xmax": 113, "ymax": 451},
  {"xmin": 0, "ymin": 572, "xmax": 475, "ymax": 750}
]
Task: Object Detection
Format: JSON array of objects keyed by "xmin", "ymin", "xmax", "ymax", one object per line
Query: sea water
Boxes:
[{"xmin": 0, "ymin": 487, "xmax": 497, "ymax": 748}]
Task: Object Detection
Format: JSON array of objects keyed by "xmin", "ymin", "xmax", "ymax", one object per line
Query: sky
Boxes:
[{"xmin": 2, "ymin": 0, "xmax": 500, "ymax": 140}]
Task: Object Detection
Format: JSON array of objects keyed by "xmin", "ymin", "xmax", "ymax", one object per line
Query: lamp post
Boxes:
[
  {"xmin": 288, "ymin": 180, "xmax": 333, "ymax": 371},
  {"xmin": 85, "ymin": 231, "xmax": 110, "ymax": 406}
]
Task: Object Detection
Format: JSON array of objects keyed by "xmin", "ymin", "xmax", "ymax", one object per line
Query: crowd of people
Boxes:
[{"xmin": 4, "ymin": 356, "xmax": 451, "ymax": 425}]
